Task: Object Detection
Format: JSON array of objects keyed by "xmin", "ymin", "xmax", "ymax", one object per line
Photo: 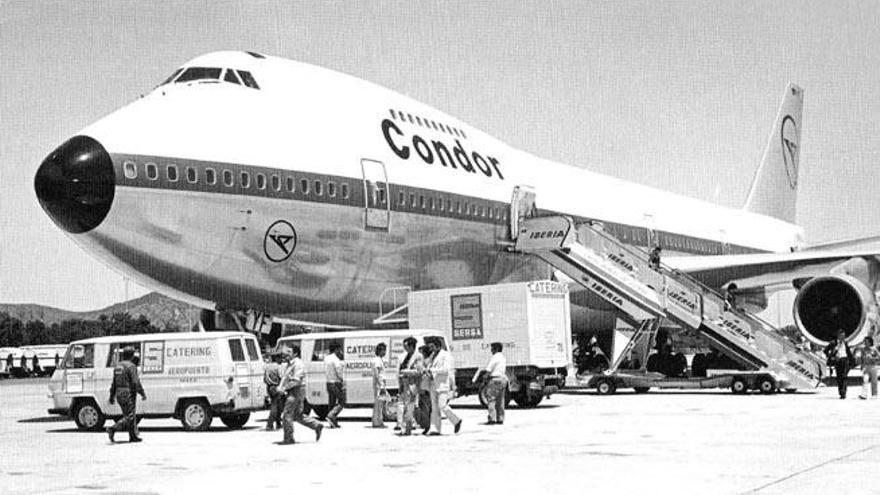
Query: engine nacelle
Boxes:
[{"xmin": 793, "ymin": 274, "xmax": 877, "ymax": 346}]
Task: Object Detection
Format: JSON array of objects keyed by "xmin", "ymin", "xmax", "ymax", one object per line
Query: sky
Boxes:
[{"xmin": 2, "ymin": 1, "xmax": 880, "ymax": 311}]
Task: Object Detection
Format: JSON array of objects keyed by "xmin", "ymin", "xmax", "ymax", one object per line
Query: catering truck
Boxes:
[{"xmin": 408, "ymin": 281, "xmax": 572, "ymax": 407}]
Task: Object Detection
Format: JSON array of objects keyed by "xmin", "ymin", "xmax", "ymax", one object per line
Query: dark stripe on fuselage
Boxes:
[{"xmin": 110, "ymin": 153, "xmax": 764, "ymax": 256}]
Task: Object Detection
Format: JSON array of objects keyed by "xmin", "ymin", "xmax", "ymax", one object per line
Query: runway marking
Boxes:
[{"xmin": 744, "ymin": 444, "xmax": 877, "ymax": 493}]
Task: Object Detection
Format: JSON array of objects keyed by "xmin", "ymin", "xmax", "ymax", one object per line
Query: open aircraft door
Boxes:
[
  {"xmin": 361, "ymin": 159, "xmax": 390, "ymax": 231},
  {"xmin": 510, "ymin": 184, "xmax": 536, "ymax": 241}
]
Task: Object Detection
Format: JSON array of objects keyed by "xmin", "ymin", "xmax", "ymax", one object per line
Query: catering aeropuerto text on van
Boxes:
[
  {"xmin": 275, "ymin": 329, "xmax": 446, "ymax": 421},
  {"xmin": 47, "ymin": 332, "xmax": 266, "ymax": 431}
]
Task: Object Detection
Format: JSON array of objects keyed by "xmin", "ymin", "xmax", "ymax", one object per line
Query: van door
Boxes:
[
  {"xmin": 306, "ymin": 338, "xmax": 342, "ymax": 406},
  {"xmin": 361, "ymin": 159, "xmax": 390, "ymax": 231},
  {"xmin": 104, "ymin": 342, "xmax": 145, "ymax": 413},
  {"xmin": 243, "ymin": 337, "xmax": 263, "ymax": 408},
  {"xmin": 344, "ymin": 337, "xmax": 391, "ymax": 405},
  {"xmin": 226, "ymin": 338, "xmax": 251, "ymax": 409}
]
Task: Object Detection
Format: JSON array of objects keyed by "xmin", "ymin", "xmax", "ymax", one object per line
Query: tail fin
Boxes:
[{"xmin": 743, "ymin": 83, "xmax": 804, "ymax": 224}]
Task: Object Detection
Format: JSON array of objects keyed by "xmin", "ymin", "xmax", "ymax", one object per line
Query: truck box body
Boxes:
[{"xmin": 408, "ymin": 281, "xmax": 571, "ymax": 404}]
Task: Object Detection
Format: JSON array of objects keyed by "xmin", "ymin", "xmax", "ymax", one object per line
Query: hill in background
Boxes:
[{"xmin": 0, "ymin": 292, "xmax": 201, "ymax": 331}]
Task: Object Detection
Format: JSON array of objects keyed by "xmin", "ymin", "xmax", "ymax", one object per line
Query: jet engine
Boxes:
[{"xmin": 793, "ymin": 274, "xmax": 877, "ymax": 346}]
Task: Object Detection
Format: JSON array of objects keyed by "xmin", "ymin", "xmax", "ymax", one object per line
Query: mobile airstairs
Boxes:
[{"xmin": 512, "ymin": 215, "xmax": 824, "ymax": 394}]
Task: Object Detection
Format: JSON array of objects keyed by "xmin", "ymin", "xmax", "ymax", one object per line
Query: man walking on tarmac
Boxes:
[
  {"xmin": 106, "ymin": 347, "xmax": 145, "ymax": 443},
  {"xmin": 278, "ymin": 346, "xmax": 323, "ymax": 445},
  {"xmin": 371, "ymin": 343, "xmax": 389, "ymax": 428},
  {"xmin": 396, "ymin": 337, "xmax": 423, "ymax": 435},
  {"xmin": 426, "ymin": 337, "xmax": 462, "ymax": 436},
  {"xmin": 324, "ymin": 343, "xmax": 345, "ymax": 428},
  {"xmin": 263, "ymin": 351, "xmax": 284, "ymax": 431},
  {"xmin": 473, "ymin": 342, "xmax": 508, "ymax": 425}
]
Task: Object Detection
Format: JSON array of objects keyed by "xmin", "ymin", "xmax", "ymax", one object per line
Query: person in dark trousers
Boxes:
[
  {"xmin": 396, "ymin": 337, "xmax": 423, "ymax": 435},
  {"xmin": 20, "ymin": 354, "xmax": 27, "ymax": 375},
  {"xmin": 6, "ymin": 353, "xmax": 13, "ymax": 372},
  {"xmin": 323, "ymin": 343, "xmax": 345, "ymax": 428},
  {"xmin": 263, "ymin": 351, "xmax": 284, "ymax": 431},
  {"xmin": 278, "ymin": 346, "xmax": 323, "ymax": 445},
  {"xmin": 824, "ymin": 330, "xmax": 855, "ymax": 399},
  {"xmin": 106, "ymin": 347, "xmax": 146, "ymax": 442},
  {"xmin": 31, "ymin": 355, "xmax": 41, "ymax": 377},
  {"xmin": 416, "ymin": 345, "xmax": 433, "ymax": 432}
]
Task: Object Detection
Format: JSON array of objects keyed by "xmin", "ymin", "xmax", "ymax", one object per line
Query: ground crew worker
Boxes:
[
  {"xmin": 32, "ymin": 355, "xmax": 41, "ymax": 376},
  {"xmin": 426, "ymin": 337, "xmax": 462, "ymax": 435},
  {"xmin": 371, "ymin": 343, "xmax": 388, "ymax": 428},
  {"xmin": 6, "ymin": 353, "xmax": 13, "ymax": 372},
  {"xmin": 20, "ymin": 354, "xmax": 27, "ymax": 375},
  {"xmin": 473, "ymin": 342, "xmax": 508, "ymax": 425},
  {"xmin": 106, "ymin": 347, "xmax": 145, "ymax": 443},
  {"xmin": 263, "ymin": 351, "xmax": 284, "ymax": 431},
  {"xmin": 396, "ymin": 337, "xmax": 423, "ymax": 435},
  {"xmin": 824, "ymin": 330, "xmax": 854, "ymax": 399},
  {"xmin": 324, "ymin": 343, "xmax": 345, "ymax": 428},
  {"xmin": 417, "ymin": 345, "xmax": 433, "ymax": 433},
  {"xmin": 859, "ymin": 337, "xmax": 880, "ymax": 399},
  {"xmin": 278, "ymin": 346, "xmax": 323, "ymax": 445}
]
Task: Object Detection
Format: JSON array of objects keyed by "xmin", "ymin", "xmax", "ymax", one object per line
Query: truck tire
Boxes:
[
  {"xmin": 731, "ymin": 378, "xmax": 748, "ymax": 395},
  {"xmin": 220, "ymin": 413, "xmax": 250, "ymax": 429},
  {"xmin": 633, "ymin": 387, "xmax": 650, "ymax": 394},
  {"xmin": 72, "ymin": 399, "xmax": 105, "ymax": 431},
  {"xmin": 180, "ymin": 399, "xmax": 213, "ymax": 431},
  {"xmin": 513, "ymin": 391, "xmax": 543, "ymax": 408},
  {"xmin": 757, "ymin": 377, "xmax": 776, "ymax": 395},
  {"xmin": 310, "ymin": 403, "xmax": 329, "ymax": 420},
  {"xmin": 596, "ymin": 379, "xmax": 616, "ymax": 396}
]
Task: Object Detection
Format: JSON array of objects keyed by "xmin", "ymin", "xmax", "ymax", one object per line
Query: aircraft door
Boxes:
[
  {"xmin": 510, "ymin": 184, "xmax": 537, "ymax": 240},
  {"xmin": 361, "ymin": 159, "xmax": 390, "ymax": 231}
]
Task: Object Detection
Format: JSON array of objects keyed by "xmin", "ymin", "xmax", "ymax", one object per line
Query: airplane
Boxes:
[{"xmin": 33, "ymin": 50, "xmax": 880, "ymax": 347}]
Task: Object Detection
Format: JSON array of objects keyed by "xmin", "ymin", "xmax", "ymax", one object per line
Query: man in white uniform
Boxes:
[
  {"xmin": 371, "ymin": 343, "xmax": 388, "ymax": 428},
  {"xmin": 426, "ymin": 337, "xmax": 462, "ymax": 435},
  {"xmin": 278, "ymin": 346, "xmax": 324, "ymax": 444},
  {"xmin": 473, "ymin": 342, "xmax": 508, "ymax": 425}
]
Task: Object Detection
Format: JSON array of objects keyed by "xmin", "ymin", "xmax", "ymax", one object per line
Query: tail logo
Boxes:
[{"xmin": 781, "ymin": 115, "xmax": 799, "ymax": 189}]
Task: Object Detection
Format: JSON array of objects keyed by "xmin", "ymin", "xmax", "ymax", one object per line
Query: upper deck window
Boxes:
[
  {"xmin": 176, "ymin": 67, "xmax": 222, "ymax": 83},
  {"xmin": 236, "ymin": 70, "xmax": 260, "ymax": 89}
]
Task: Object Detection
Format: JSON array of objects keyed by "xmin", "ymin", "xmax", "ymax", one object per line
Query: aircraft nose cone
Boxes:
[{"xmin": 34, "ymin": 135, "xmax": 115, "ymax": 234}]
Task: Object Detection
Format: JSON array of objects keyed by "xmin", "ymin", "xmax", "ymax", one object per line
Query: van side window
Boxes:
[
  {"xmin": 228, "ymin": 339, "xmax": 246, "ymax": 362},
  {"xmin": 64, "ymin": 344, "xmax": 94, "ymax": 369},
  {"xmin": 311, "ymin": 338, "xmax": 344, "ymax": 362},
  {"xmin": 244, "ymin": 339, "xmax": 260, "ymax": 362},
  {"xmin": 106, "ymin": 342, "xmax": 143, "ymax": 367}
]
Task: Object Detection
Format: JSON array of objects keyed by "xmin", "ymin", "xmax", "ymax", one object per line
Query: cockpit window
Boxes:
[
  {"xmin": 223, "ymin": 69, "xmax": 241, "ymax": 85},
  {"xmin": 176, "ymin": 67, "xmax": 223, "ymax": 83},
  {"xmin": 160, "ymin": 68, "xmax": 183, "ymax": 86},
  {"xmin": 236, "ymin": 70, "xmax": 260, "ymax": 89}
]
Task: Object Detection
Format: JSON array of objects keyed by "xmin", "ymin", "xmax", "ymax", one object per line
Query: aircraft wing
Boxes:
[{"xmin": 665, "ymin": 247, "xmax": 880, "ymax": 291}]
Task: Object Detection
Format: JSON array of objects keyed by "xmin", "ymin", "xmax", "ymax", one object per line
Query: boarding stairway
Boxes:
[{"xmin": 513, "ymin": 215, "xmax": 824, "ymax": 391}]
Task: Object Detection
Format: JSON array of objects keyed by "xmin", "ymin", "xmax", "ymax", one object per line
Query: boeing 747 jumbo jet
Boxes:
[{"xmin": 34, "ymin": 51, "xmax": 880, "ymax": 348}]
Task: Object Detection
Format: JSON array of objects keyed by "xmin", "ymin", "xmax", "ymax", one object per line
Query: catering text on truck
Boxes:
[
  {"xmin": 276, "ymin": 329, "xmax": 445, "ymax": 421},
  {"xmin": 47, "ymin": 332, "xmax": 265, "ymax": 431},
  {"xmin": 408, "ymin": 281, "xmax": 572, "ymax": 407}
]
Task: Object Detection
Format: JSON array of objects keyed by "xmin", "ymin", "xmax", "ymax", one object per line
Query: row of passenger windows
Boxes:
[
  {"xmin": 396, "ymin": 188, "xmax": 507, "ymax": 221},
  {"xmin": 123, "ymin": 161, "xmax": 350, "ymax": 199},
  {"xmin": 389, "ymin": 109, "xmax": 467, "ymax": 139}
]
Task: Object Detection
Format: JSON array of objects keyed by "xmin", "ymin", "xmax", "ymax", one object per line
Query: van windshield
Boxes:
[{"xmin": 62, "ymin": 344, "xmax": 94, "ymax": 369}]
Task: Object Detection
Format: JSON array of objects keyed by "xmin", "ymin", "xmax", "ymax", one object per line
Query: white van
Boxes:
[
  {"xmin": 47, "ymin": 332, "xmax": 266, "ymax": 431},
  {"xmin": 275, "ymin": 329, "xmax": 445, "ymax": 420}
]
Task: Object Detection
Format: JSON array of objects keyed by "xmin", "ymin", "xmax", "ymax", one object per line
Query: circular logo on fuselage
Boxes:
[
  {"xmin": 780, "ymin": 115, "xmax": 799, "ymax": 189},
  {"xmin": 264, "ymin": 220, "xmax": 297, "ymax": 262}
]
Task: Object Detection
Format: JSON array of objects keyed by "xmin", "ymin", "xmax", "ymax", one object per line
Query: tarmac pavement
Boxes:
[{"xmin": 2, "ymin": 378, "xmax": 879, "ymax": 494}]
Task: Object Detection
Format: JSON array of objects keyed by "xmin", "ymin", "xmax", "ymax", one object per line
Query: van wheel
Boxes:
[
  {"xmin": 220, "ymin": 413, "xmax": 250, "ymax": 429},
  {"xmin": 596, "ymin": 379, "xmax": 616, "ymax": 396},
  {"xmin": 757, "ymin": 377, "xmax": 776, "ymax": 395},
  {"xmin": 180, "ymin": 399, "xmax": 213, "ymax": 431},
  {"xmin": 310, "ymin": 404, "xmax": 329, "ymax": 420},
  {"xmin": 731, "ymin": 378, "xmax": 748, "ymax": 395},
  {"xmin": 72, "ymin": 400, "xmax": 105, "ymax": 431},
  {"xmin": 383, "ymin": 396, "xmax": 399, "ymax": 422},
  {"xmin": 513, "ymin": 390, "xmax": 544, "ymax": 407}
]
